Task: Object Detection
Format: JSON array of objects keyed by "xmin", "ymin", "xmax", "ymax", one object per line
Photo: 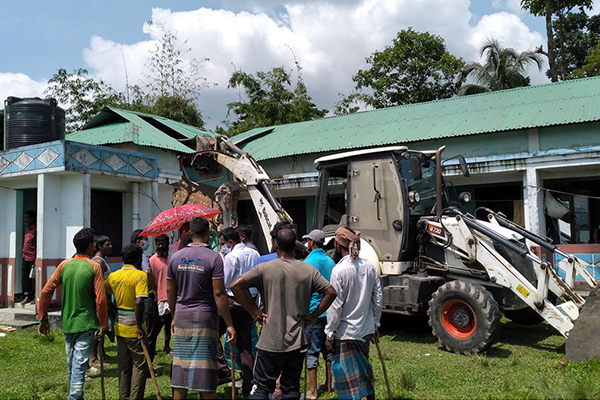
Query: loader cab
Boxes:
[{"xmin": 314, "ymin": 146, "xmax": 440, "ymax": 264}]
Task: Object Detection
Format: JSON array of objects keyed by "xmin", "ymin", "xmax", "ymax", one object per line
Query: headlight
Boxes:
[
  {"xmin": 408, "ymin": 190, "xmax": 420, "ymax": 204},
  {"xmin": 459, "ymin": 192, "xmax": 471, "ymax": 204}
]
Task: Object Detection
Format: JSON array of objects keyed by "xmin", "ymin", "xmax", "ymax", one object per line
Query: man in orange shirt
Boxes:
[{"xmin": 38, "ymin": 228, "xmax": 108, "ymax": 400}]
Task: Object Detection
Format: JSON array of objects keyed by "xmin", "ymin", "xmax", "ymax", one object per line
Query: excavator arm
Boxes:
[{"xmin": 190, "ymin": 136, "xmax": 293, "ymax": 249}]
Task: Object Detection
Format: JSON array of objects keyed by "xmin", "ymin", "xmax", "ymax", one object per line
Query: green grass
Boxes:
[{"xmin": 1, "ymin": 315, "xmax": 600, "ymax": 399}]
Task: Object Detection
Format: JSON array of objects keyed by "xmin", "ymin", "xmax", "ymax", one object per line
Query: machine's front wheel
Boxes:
[{"xmin": 428, "ymin": 280, "xmax": 501, "ymax": 354}]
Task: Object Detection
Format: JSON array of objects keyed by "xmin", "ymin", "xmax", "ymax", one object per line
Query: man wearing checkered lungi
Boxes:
[{"xmin": 325, "ymin": 226, "xmax": 383, "ymax": 400}]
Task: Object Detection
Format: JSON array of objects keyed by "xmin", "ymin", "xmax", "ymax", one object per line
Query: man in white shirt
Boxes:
[
  {"xmin": 217, "ymin": 227, "xmax": 260, "ymax": 395},
  {"xmin": 325, "ymin": 226, "xmax": 383, "ymax": 400}
]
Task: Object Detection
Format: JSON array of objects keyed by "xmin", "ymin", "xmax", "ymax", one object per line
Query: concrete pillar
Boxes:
[
  {"xmin": 38, "ymin": 174, "xmax": 64, "ymax": 260},
  {"xmin": 83, "ymin": 173, "xmax": 91, "ymax": 227},
  {"xmin": 523, "ymin": 167, "xmax": 546, "ymax": 239},
  {"xmin": 151, "ymin": 181, "xmax": 159, "ymax": 217},
  {"xmin": 0, "ymin": 187, "xmax": 17, "ymax": 305},
  {"xmin": 132, "ymin": 182, "xmax": 140, "ymax": 231},
  {"xmin": 37, "ymin": 173, "xmax": 88, "ymax": 305},
  {"xmin": 139, "ymin": 181, "xmax": 154, "ymax": 228}
]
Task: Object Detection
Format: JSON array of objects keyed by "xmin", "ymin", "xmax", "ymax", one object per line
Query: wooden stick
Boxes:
[
  {"xmin": 304, "ymin": 350, "xmax": 308, "ymax": 400},
  {"xmin": 140, "ymin": 338, "xmax": 163, "ymax": 400},
  {"xmin": 98, "ymin": 338, "xmax": 106, "ymax": 400},
  {"xmin": 230, "ymin": 344, "xmax": 236, "ymax": 400},
  {"xmin": 374, "ymin": 335, "xmax": 393, "ymax": 400}
]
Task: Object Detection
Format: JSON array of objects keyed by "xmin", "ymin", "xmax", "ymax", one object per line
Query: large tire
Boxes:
[
  {"xmin": 427, "ymin": 280, "xmax": 502, "ymax": 354},
  {"xmin": 504, "ymin": 307, "xmax": 544, "ymax": 325}
]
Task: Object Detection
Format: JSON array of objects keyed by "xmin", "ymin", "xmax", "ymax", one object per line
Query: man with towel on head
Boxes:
[{"xmin": 325, "ymin": 226, "xmax": 383, "ymax": 400}]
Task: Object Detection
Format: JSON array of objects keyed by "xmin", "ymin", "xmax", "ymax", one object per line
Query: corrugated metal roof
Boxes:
[
  {"xmin": 70, "ymin": 107, "xmax": 216, "ymax": 154},
  {"xmin": 152, "ymin": 116, "xmax": 219, "ymax": 139},
  {"xmin": 68, "ymin": 121, "xmax": 196, "ymax": 154},
  {"xmin": 234, "ymin": 77, "xmax": 600, "ymax": 161}
]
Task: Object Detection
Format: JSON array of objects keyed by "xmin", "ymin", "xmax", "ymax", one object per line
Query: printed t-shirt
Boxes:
[
  {"xmin": 104, "ymin": 266, "xmax": 148, "ymax": 338},
  {"xmin": 167, "ymin": 243, "xmax": 224, "ymax": 313},
  {"xmin": 305, "ymin": 248, "xmax": 336, "ymax": 317},
  {"xmin": 149, "ymin": 254, "xmax": 169, "ymax": 302},
  {"xmin": 38, "ymin": 255, "xmax": 108, "ymax": 334},
  {"xmin": 242, "ymin": 258, "xmax": 331, "ymax": 352},
  {"xmin": 22, "ymin": 224, "xmax": 36, "ymax": 261}
]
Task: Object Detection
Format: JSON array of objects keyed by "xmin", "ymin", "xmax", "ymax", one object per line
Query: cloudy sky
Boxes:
[{"xmin": 0, "ymin": 0, "xmax": 589, "ymax": 130}]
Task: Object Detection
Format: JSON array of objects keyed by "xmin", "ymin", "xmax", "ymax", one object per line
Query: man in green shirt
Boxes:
[{"xmin": 38, "ymin": 228, "xmax": 109, "ymax": 400}]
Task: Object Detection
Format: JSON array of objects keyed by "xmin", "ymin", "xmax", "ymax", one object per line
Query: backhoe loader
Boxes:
[{"xmin": 186, "ymin": 136, "xmax": 599, "ymax": 358}]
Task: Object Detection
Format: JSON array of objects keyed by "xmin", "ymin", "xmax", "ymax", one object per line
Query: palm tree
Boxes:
[{"xmin": 460, "ymin": 39, "xmax": 545, "ymax": 95}]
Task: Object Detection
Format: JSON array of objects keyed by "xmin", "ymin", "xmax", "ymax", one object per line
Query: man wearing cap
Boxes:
[
  {"xmin": 325, "ymin": 226, "xmax": 383, "ymax": 400},
  {"xmin": 302, "ymin": 229, "xmax": 336, "ymax": 399}
]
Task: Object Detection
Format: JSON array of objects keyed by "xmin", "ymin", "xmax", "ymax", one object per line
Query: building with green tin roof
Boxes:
[{"xmin": 232, "ymin": 77, "xmax": 600, "ymax": 261}]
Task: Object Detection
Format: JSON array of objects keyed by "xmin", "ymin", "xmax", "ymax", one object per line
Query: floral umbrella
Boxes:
[{"xmin": 140, "ymin": 204, "xmax": 221, "ymax": 236}]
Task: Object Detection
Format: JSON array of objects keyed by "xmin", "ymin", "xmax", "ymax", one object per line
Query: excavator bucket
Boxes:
[{"xmin": 565, "ymin": 289, "xmax": 600, "ymax": 362}]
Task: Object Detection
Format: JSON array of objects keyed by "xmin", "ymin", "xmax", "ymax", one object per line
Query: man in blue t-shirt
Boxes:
[{"xmin": 302, "ymin": 229, "xmax": 336, "ymax": 399}]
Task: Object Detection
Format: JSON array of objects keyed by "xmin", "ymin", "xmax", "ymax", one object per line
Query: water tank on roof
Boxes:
[
  {"xmin": 4, "ymin": 96, "xmax": 66, "ymax": 150},
  {"xmin": 0, "ymin": 109, "xmax": 4, "ymax": 152}
]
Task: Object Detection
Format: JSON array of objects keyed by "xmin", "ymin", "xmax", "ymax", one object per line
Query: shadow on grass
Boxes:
[
  {"xmin": 380, "ymin": 314, "xmax": 438, "ymax": 345},
  {"xmin": 498, "ymin": 321, "xmax": 564, "ymax": 353}
]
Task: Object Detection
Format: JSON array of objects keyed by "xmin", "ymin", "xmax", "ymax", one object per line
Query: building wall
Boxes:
[
  {"xmin": 539, "ymin": 122, "xmax": 600, "ymax": 151},
  {"xmin": 0, "ymin": 187, "xmax": 17, "ymax": 305}
]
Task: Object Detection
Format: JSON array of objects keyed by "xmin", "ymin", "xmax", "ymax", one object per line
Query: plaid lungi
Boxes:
[
  {"xmin": 171, "ymin": 308, "xmax": 219, "ymax": 392},
  {"xmin": 332, "ymin": 336, "xmax": 375, "ymax": 400}
]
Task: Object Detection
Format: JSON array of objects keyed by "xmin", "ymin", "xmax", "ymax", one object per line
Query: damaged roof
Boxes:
[
  {"xmin": 69, "ymin": 107, "xmax": 217, "ymax": 154},
  {"xmin": 233, "ymin": 77, "xmax": 600, "ymax": 161}
]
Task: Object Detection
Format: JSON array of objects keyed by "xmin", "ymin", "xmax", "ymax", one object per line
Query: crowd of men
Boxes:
[{"xmin": 37, "ymin": 218, "xmax": 383, "ymax": 400}]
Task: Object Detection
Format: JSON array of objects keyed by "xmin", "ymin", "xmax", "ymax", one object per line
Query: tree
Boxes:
[
  {"xmin": 553, "ymin": 10, "xmax": 600, "ymax": 79},
  {"xmin": 222, "ymin": 64, "xmax": 327, "ymax": 136},
  {"xmin": 347, "ymin": 28, "xmax": 465, "ymax": 108},
  {"xmin": 574, "ymin": 41, "xmax": 600, "ymax": 76},
  {"xmin": 460, "ymin": 39, "xmax": 544, "ymax": 95},
  {"xmin": 144, "ymin": 22, "xmax": 210, "ymax": 100},
  {"xmin": 45, "ymin": 68, "xmax": 125, "ymax": 132},
  {"xmin": 47, "ymin": 26, "xmax": 208, "ymax": 130},
  {"xmin": 152, "ymin": 95, "xmax": 204, "ymax": 127},
  {"xmin": 521, "ymin": 0, "xmax": 593, "ymax": 81},
  {"xmin": 333, "ymin": 92, "xmax": 361, "ymax": 116}
]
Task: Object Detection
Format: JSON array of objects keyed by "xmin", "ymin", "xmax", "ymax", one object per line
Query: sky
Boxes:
[{"xmin": 0, "ymin": 0, "xmax": 595, "ymax": 130}]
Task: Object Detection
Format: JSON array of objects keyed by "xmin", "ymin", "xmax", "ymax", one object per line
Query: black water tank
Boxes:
[
  {"xmin": 0, "ymin": 109, "xmax": 4, "ymax": 151},
  {"xmin": 4, "ymin": 97, "xmax": 66, "ymax": 150}
]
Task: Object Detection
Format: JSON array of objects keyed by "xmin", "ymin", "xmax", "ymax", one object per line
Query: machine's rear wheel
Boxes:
[{"xmin": 428, "ymin": 280, "xmax": 501, "ymax": 354}]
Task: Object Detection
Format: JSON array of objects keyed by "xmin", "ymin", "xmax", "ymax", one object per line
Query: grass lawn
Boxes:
[{"xmin": 1, "ymin": 314, "xmax": 600, "ymax": 399}]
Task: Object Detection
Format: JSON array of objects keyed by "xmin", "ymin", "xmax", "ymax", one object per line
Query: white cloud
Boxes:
[
  {"xmin": 492, "ymin": 0, "xmax": 524, "ymax": 15},
  {"xmin": 0, "ymin": 73, "xmax": 48, "ymax": 104},
  {"xmin": 79, "ymin": 1, "xmax": 549, "ymax": 130}
]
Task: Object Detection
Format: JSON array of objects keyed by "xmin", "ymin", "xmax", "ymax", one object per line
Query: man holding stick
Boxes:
[
  {"xmin": 38, "ymin": 228, "xmax": 108, "ymax": 400},
  {"xmin": 231, "ymin": 227, "xmax": 337, "ymax": 400},
  {"xmin": 325, "ymin": 226, "xmax": 383, "ymax": 400},
  {"xmin": 104, "ymin": 244, "xmax": 149, "ymax": 400}
]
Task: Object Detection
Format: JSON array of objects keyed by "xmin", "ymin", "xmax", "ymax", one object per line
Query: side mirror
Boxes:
[
  {"xmin": 410, "ymin": 156, "xmax": 422, "ymax": 181},
  {"xmin": 458, "ymin": 155, "xmax": 470, "ymax": 177}
]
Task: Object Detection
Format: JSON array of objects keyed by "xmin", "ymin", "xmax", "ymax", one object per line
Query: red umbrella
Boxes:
[{"xmin": 140, "ymin": 204, "xmax": 221, "ymax": 236}]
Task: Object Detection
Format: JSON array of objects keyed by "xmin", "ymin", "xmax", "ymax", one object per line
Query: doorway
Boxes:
[
  {"xmin": 16, "ymin": 188, "xmax": 37, "ymax": 297},
  {"xmin": 91, "ymin": 189, "xmax": 123, "ymax": 256}
]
